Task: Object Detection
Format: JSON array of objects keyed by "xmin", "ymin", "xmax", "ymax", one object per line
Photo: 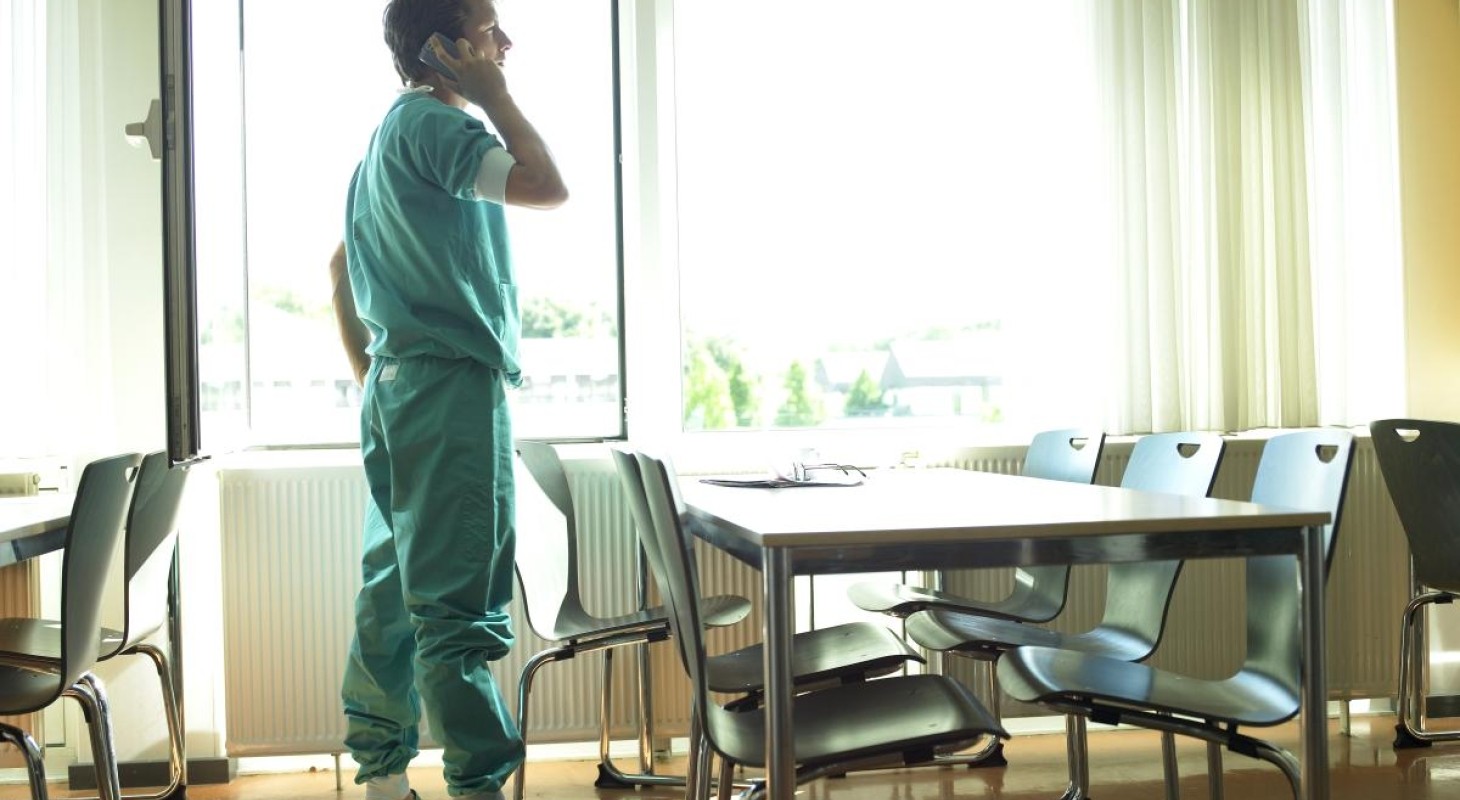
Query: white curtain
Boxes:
[
  {"xmin": 1298, "ymin": 0, "xmax": 1406, "ymax": 426},
  {"xmin": 0, "ymin": 1, "xmax": 49, "ymax": 455},
  {"xmin": 1094, "ymin": 0, "xmax": 1403, "ymax": 433}
]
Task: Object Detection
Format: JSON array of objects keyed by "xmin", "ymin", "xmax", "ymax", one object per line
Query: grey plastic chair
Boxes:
[
  {"xmin": 611, "ymin": 448, "xmax": 927, "ymax": 797},
  {"xmin": 904, "ymin": 430, "xmax": 1224, "ymax": 781},
  {"xmin": 998, "ymin": 428, "xmax": 1354, "ymax": 800},
  {"xmin": 36, "ymin": 451, "xmax": 190, "ymax": 800},
  {"xmin": 634, "ymin": 449, "xmax": 1008, "ymax": 800},
  {"xmin": 848, "ymin": 428, "xmax": 1107, "ymax": 624},
  {"xmin": 1369, "ymin": 419, "xmax": 1460, "ymax": 749},
  {"xmin": 512, "ymin": 441, "xmax": 752, "ymax": 800},
  {"xmin": 0, "ymin": 451, "xmax": 142, "ymax": 800}
]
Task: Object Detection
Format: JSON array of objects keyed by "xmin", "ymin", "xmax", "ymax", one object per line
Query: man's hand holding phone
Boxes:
[{"xmin": 419, "ymin": 33, "xmax": 508, "ymax": 111}]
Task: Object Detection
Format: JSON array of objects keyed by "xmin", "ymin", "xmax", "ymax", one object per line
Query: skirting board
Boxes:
[{"xmin": 67, "ymin": 757, "xmax": 236, "ymax": 789}]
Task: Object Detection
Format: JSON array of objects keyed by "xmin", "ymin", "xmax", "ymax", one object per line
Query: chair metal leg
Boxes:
[
  {"xmin": 717, "ymin": 751, "xmax": 735, "ymax": 800},
  {"xmin": 637, "ymin": 641, "xmax": 656, "ymax": 775},
  {"xmin": 1396, "ymin": 592, "xmax": 1460, "ymax": 747},
  {"xmin": 1160, "ymin": 725, "xmax": 1179, "ymax": 800},
  {"xmin": 66, "ymin": 644, "xmax": 187, "ymax": 800},
  {"xmin": 1057, "ymin": 714, "xmax": 1092, "ymax": 800},
  {"xmin": 0, "ymin": 720, "xmax": 51, "ymax": 800},
  {"xmin": 514, "ymin": 643, "xmax": 571, "ymax": 800},
  {"xmin": 694, "ymin": 729, "xmax": 714, "ymax": 800},
  {"xmin": 67, "ymin": 672, "xmax": 122, "ymax": 800},
  {"xmin": 1206, "ymin": 741, "xmax": 1224, "ymax": 800},
  {"xmin": 1248, "ymin": 738, "xmax": 1300, "ymax": 800},
  {"xmin": 593, "ymin": 648, "xmax": 686, "ymax": 789}
]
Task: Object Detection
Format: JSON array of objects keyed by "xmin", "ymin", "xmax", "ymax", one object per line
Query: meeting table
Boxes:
[{"xmin": 680, "ymin": 467, "xmax": 1332, "ymax": 800}]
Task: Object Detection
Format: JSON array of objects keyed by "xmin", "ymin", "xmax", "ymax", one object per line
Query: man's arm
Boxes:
[
  {"xmin": 430, "ymin": 37, "xmax": 567, "ymax": 209},
  {"xmin": 481, "ymin": 93, "xmax": 568, "ymax": 209},
  {"xmin": 329, "ymin": 242, "xmax": 372, "ymax": 386}
]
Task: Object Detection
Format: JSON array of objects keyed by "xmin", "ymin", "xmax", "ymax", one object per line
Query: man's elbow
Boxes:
[{"xmin": 507, "ymin": 171, "xmax": 569, "ymax": 209}]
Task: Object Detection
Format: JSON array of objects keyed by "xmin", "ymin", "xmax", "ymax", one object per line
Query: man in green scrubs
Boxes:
[{"xmin": 328, "ymin": 2, "xmax": 567, "ymax": 799}]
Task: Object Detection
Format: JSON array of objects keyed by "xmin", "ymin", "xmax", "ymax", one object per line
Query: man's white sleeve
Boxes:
[{"xmin": 473, "ymin": 145, "xmax": 517, "ymax": 204}]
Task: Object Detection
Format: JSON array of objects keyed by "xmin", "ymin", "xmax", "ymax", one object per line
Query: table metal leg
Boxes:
[
  {"xmin": 762, "ymin": 548, "xmax": 795, "ymax": 800},
  {"xmin": 1299, "ymin": 524, "xmax": 1329, "ymax": 800}
]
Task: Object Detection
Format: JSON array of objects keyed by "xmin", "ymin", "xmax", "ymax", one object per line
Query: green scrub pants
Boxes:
[{"xmin": 342, "ymin": 355, "xmax": 523, "ymax": 796}]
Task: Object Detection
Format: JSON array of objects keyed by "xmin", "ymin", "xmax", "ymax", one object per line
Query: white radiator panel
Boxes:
[
  {"xmin": 218, "ymin": 460, "xmax": 749, "ymax": 755},
  {"xmin": 220, "ymin": 437, "xmax": 1410, "ymax": 755}
]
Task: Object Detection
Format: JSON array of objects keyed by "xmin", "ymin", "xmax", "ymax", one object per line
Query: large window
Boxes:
[
  {"xmin": 194, "ymin": 0, "xmax": 623, "ymax": 448},
  {"xmin": 671, "ymin": 2, "xmax": 1112, "ymax": 435}
]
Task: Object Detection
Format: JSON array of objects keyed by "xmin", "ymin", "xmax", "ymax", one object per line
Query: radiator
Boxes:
[
  {"xmin": 218, "ymin": 458, "xmax": 760, "ymax": 755},
  {"xmin": 219, "ymin": 437, "xmax": 1409, "ymax": 755}
]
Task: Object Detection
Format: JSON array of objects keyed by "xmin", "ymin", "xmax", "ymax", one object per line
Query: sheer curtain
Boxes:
[
  {"xmin": 1093, "ymin": 0, "xmax": 1403, "ymax": 433},
  {"xmin": 0, "ymin": 1, "xmax": 49, "ymax": 455}
]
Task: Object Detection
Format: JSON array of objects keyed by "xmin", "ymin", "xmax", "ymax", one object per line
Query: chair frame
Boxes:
[
  {"xmin": 997, "ymin": 428, "xmax": 1355, "ymax": 800},
  {"xmin": 905, "ymin": 430, "xmax": 1226, "ymax": 784},
  {"xmin": 611, "ymin": 448, "xmax": 926, "ymax": 799},
  {"xmin": 634, "ymin": 450, "xmax": 1007, "ymax": 800},
  {"xmin": 1369, "ymin": 419, "xmax": 1460, "ymax": 749},
  {"xmin": 0, "ymin": 451, "xmax": 142, "ymax": 800},
  {"xmin": 850, "ymin": 428, "xmax": 1106, "ymax": 768},
  {"xmin": 512, "ymin": 441, "xmax": 752, "ymax": 800}
]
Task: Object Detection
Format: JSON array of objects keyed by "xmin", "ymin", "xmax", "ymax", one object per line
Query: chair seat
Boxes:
[
  {"xmin": 705, "ymin": 621, "xmax": 922, "ymax": 696},
  {"xmin": 998, "ymin": 645, "xmax": 1300, "ymax": 728},
  {"xmin": 905, "ymin": 607, "xmax": 1152, "ymax": 662},
  {"xmin": 549, "ymin": 594, "xmax": 751, "ymax": 645},
  {"xmin": 847, "ymin": 581, "xmax": 1060, "ymax": 622},
  {"xmin": 0, "ymin": 662, "xmax": 67, "ymax": 716},
  {"xmin": 0, "ymin": 618, "xmax": 131, "ymax": 663},
  {"xmin": 710, "ymin": 673, "xmax": 1007, "ymax": 769}
]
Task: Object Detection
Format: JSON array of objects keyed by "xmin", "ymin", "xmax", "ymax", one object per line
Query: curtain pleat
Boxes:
[{"xmin": 1096, "ymin": 0, "xmax": 1397, "ymax": 433}]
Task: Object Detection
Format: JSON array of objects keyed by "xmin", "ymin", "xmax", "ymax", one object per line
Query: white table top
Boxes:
[
  {"xmin": 681, "ymin": 468, "xmax": 1329, "ymax": 548},
  {"xmin": 0, "ymin": 493, "xmax": 73, "ymax": 545}
]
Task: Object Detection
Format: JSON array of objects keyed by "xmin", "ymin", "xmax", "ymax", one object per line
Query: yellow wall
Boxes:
[{"xmin": 1395, "ymin": 0, "xmax": 1460, "ymax": 420}]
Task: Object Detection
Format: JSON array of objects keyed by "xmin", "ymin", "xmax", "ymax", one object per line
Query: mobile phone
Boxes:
[{"xmin": 418, "ymin": 33, "xmax": 461, "ymax": 81}]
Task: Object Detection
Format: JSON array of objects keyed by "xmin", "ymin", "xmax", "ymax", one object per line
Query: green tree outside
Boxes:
[
  {"xmin": 775, "ymin": 360, "xmax": 824, "ymax": 427},
  {"xmin": 843, "ymin": 369, "xmax": 888, "ymax": 417},
  {"xmin": 683, "ymin": 345, "xmax": 734, "ymax": 430}
]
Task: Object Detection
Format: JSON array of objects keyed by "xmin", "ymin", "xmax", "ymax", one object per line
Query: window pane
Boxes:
[
  {"xmin": 673, "ymin": 1, "xmax": 1112, "ymax": 433},
  {"xmin": 234, "ymin": 0, "xmax": 621, "ymax": 446}
]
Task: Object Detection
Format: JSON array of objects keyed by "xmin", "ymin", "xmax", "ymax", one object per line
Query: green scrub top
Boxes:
[{"xmin": 344, "ymin": 90, "xmax": 521, "ymax": 383}]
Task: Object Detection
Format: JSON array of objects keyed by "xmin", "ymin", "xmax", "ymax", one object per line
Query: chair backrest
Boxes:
[
  {"xmin": 1022, "ymin": 428, "xmax": 1107, "ymax": 484},
  {"xmin": 513, "ymin": 440, "xmax": 587, "ymax": 639},
  {"xmin": 1243, "ymin": 429, "xmax": 1354, "ymax": 693},
  {"xmin": 1096, "ymin": 431, "xmax": 1226, "ymax": 652},
  {"xmin": 610, "ymin": 448, "xmax": 666, "ymax": 603},
  {"xmin": 1010, "ymin": 429, "xmax": 1108, "ymax": 616},
  {"xmin": 1369, "ymin": 419, "xmax": 1460, "ymax": 593},
  {"xmin": 634, "ymin": 451, "xmax": 717, "ymax": 731},
  {"xmin": 60, "ymin": 452, "xmax": 142, "ymax": 691},
  {"xmin": 111, "ymin": 451, "xmax": 190, "ymax": 655}
]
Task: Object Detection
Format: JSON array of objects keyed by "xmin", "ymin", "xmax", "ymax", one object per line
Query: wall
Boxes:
[{"xmin": 1395, "ymin": 0, "xmax": 1460, "ymax": 420}]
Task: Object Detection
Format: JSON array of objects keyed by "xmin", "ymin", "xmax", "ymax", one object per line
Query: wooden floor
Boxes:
[{"xmin": 8, "ymin": 713, "xmax": 1460, "ymax": 799}]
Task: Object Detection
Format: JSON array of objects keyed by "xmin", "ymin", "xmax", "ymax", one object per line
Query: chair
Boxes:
[
  {"xmin": 635, "ymin": 449, "xmax": 1009, "ymax": 800},
  {"xmin": 903, "ymin": 430, "xmax": 1224, "ymax": 776},
  {"xmin": 512, "ymin": 441, "xmax": 753, "ymax": 800},
  {"xmin": 1369, "ymin": 419, "xmax": 1460, "ymax": 749},
  {"xmin": 611, "ymin": 448, "xmax": 929, "ymax": 797},
  {"xmin": 997, "ymin": 428, "xmax": 1354, "ymax": 800},
  {"xmin": 0, "ymin": 452, "xmax": 188, "ymax": 799},
  {"xmin": 93, "ymin": 451, "xmax": 189, "ymax": 799},
  {"xmin": 0, "ymin": 451, "xmax": 141, "ymax": 800},
  {"xmin": 848, "ymin": 428, "xmax": 1108, "ymax": 624}
]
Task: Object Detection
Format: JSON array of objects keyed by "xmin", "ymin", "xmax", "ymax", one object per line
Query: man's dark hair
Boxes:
[{"xmin": 382, "ymin": 0, "xmax": 473, "ymax": 85}]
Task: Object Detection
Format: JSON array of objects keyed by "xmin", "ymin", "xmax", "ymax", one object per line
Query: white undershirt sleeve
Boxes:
[{"xmin": 473, "ymin": 145, "xmax": 517, "ymax": 205}]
